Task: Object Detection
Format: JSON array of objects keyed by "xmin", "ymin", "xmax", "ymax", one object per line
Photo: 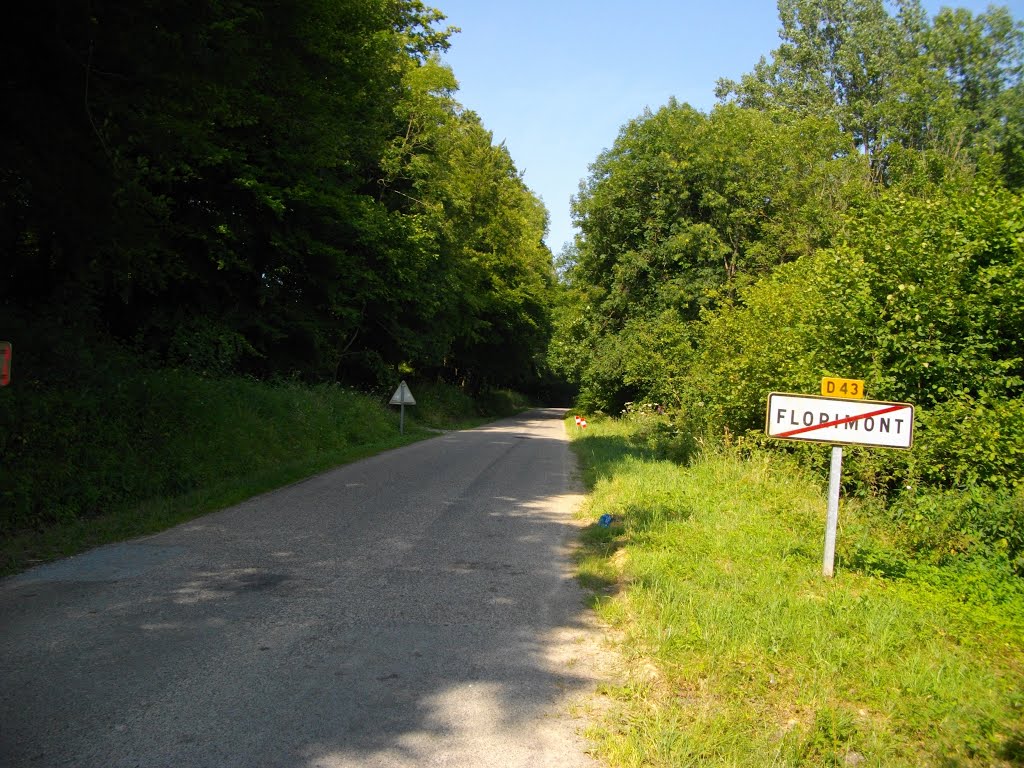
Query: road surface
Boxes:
[{"xmin": 1, "ymin": 408, "xmax": 608, "ymax": 767}]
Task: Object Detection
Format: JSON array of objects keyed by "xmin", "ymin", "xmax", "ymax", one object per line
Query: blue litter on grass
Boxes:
[{"xmin": 598, "ymin": 514, "xmax": 614, "ymax": 528}]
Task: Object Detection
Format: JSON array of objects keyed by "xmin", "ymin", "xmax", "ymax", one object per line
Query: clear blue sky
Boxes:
[{"xmin": 437, "ymin": 0, "xmax": 1023, "ymax": 255}]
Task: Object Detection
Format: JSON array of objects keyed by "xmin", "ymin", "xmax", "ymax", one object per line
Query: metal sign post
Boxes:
[
  {"xmin": 765, "ymin": 387, "xmax": 914, "ymax": 578},
  {"xmin": 389, "ymin": 380, "xmax": 416, "ymax": 435},
  {"xmin": 823, "ymin": 446, "xmax": 843, "ymax": 578}
]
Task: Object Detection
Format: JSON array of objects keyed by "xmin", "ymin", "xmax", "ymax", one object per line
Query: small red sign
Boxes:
[{"xmin": 0, "ymin": 342, "xmax": 10, "ymax": 386}]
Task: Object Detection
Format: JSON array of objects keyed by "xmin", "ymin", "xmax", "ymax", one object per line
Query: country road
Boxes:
[{"xmin": 1, "ymin": 408, "xmax": 609, "ymax": 768}]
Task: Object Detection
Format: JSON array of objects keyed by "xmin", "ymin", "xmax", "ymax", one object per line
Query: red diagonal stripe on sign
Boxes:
[{"xmin": 777, "ymin": 404, "xmax": 907, "ymax": 438}]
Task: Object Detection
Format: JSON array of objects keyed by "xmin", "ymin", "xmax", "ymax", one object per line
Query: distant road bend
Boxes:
[{"xmin": 1, "ymin": 408, "xmax": 608, "ymax": 767}]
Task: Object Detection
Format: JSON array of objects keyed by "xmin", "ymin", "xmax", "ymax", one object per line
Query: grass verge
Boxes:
[
  {"xmin": 403, "ymin": 381, "xmax": 534, "ymax": 429},
  {"xmin": 1, "ymin": 370, "xmax": 529, "ymax": 576},
  {"xmin": 570, "ymin": 415, "xmax": 1024, "ymax": 767}
]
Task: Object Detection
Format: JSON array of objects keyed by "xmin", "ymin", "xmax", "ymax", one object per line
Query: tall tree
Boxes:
[
  {"xmin": 1, "ymin": 0, "xmax": 456, "ymax": 375},
  {"xmin": 716, "ymin": 0, "xmax": 1023, "ymax": 182},
  {"xmin": 552, "ymin": 101, "xmax": 867, "ymax": 409},
  {"xmin": 380, "ymin": 57, "xmax": 556, "ymax": 391}
]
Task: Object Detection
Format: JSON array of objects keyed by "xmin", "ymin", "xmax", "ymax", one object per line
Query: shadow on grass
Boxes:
[
  {"xmin": 1001, "ymin": 729, "xmax": 1024, "ymax": 765},
  {"xmin": 569, "ymin": 432, "xmax": 652, "ymax": 488},
  {"xmin": 575, "ymin": 521, "xmax": 627, "ymax": 611}
]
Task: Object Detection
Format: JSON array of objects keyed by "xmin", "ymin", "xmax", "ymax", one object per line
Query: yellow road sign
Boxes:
[{"xmin": 821, "ymin": 377, "xmax": 864, "ymax": 399}]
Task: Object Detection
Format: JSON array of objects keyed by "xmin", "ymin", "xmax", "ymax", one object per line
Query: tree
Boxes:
[
  {"xmin": 382, "ymin": 75, "xmax": 556, "ymax": 391},
  {"xmin": 1, "ymin": 0, "xmax": 559, "ymax": 393},
  {"xmin": 1, "ymin": 0, "xmax": 456, "ymax": 375},
  {"xmin": 553, "ymin": 101, "xmax": 867, "ymax": 410},
  {"xmin": 717, "ymin": 0, "xmax": 1023, "ymax": 183}
]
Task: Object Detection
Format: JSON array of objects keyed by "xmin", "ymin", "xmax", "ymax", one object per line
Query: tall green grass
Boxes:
[
  {"xmin": 404, "ymin": 382, "xmax": 533, "ymax": 429},
  {"xmin": 571, "ymin": 416, "xmax": 1024, "ymax": 767},
  {"xmin": 1, "ymin": 366, "xmax": 527, "ymax": 575}
]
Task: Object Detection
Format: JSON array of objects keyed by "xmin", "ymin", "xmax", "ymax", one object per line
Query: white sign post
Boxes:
[
  {"xmin": 765, "ymin": 392, "xmax": 914, "ymax": 577},
  {"xmin": 823, "ymin": 445, "xmax": 843, "ymax": 578},
  {"xmin": 389, "ymin": 380, "xmax": 416, "ymax": 435}
]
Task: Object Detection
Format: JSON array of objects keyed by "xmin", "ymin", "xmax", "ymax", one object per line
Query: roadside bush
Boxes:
[
  {"xmin": 619, "ymin": 402, "xmax": 704, "ymax": 466},
  {"xmin": 475, "ymin": 388, "xmax": 533, "ymax": 418},
  {"xmin": 913, "ymin": 395, "xmax": 1024, "ymax": 489},
  {"xmin": 0, "ymin": 369, "xmax": 404, "ymax": 536},
  {"xmin": 887, "ymin": 485, "xmax": 1024, "ymax": 574},
  {"xmin": 681, "ymin": 180, "xmax": 1024, "ymax": 497}
]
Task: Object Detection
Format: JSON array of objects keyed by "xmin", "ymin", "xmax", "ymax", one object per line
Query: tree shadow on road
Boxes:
[{"xmin": 1, "ymin": 409, "xmax": 613, "ymax": 768}]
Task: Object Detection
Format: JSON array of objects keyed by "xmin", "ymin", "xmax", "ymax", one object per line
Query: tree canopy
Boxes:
[
  {"xmin": 1, "ymin": 0, "xmax": 557, "ymax": 393},
  {"xmin": 716, "ymin": 0, "xmax": 1024, "ymax": 180}
]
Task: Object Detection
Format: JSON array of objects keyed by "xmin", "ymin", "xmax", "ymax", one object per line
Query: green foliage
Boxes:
[
  {"xmin": 0, "ymin": 363, "xmax": 398, "ymax": 539},
  {"xmin": 554, "ymin": 10, "xmax": 1024, "ymax": 763},
  {"xmin": 2, "ymin": 0, "xmax": 557, "ymax": 395},
  {"xmin": 914, "ymin": 396, "xmax": 1024, "ymax": 489},
  {"xmin": 684, "ymin": 181, "xmax": 1024, "ymax": 491},
  {"xmin": 717, "ymin": 0, "xmax": 1024, "ymax": 181},
  {"xmin": 474, "ymin": 388, "xmax": 535, "ymax": 418},
  {"xmin": 554, "ymin": 1, "xmax": 1024, "ymax": 504},
  {"xmin": 552, "ymin": 101, "xmax": 868, "ymax": 411},
  {"xmin": 569, "ymin": 102, "xmax": 865, "ymax": 312},
  {"xmin": 0, "ymin": 343, "xmax": 526, "ymax": 574},
  {"xmin": 886, "ymin": 485, "xmax": 1024, "ymax": 575},
  {"xmin": 396, "ymin": 382, "xmax": 530, "ymax": 429}
]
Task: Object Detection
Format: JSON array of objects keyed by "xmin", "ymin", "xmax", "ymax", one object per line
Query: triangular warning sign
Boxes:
[{"xmin": 389, "ymin": 380, "xmax": 416, "ymax": 406}]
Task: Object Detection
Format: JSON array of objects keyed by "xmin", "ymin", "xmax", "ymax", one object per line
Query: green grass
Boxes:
[
  {"xmin": 569, "ymin": 415, "xmax": 1024, "ymax": 767},
  {"xmin": 1, "ymin": 369, "xmax": 527, "ymax": 576},
  {"xmin": 403, "ymin": 382, "xmax": 533, "ymax": 429}
]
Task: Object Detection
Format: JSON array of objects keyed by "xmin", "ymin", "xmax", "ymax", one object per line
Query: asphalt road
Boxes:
[{"xmin": 1, "ymin": 408, "xmax": 608, "ymax": 767}]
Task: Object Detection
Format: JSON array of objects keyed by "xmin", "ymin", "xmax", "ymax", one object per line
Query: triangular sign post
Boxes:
[{"xmin": 389, "ymin": 380, "xmax": 416, "ymax": 434}]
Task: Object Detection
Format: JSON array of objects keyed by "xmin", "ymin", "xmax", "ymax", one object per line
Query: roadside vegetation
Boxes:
[
  {"xmin": 0, "ymin": 335, "xmax": 531, "ymax": 576},
  {"xmin": 571, "ymin": 414, "xmax": 1024, "ymax": 767},
  {"xmin": 4, "ymin": 2, "xmax": 559, "ymax": 397},
  {"xmin": 551, "ymin": 0, "xmax": 1024, "ymax": 500},
  {"xmin": 554, "ymin": 6, "xmax": 1024, "ymax": 762},
  {"xmin": 1, "ymin": 2, "xmax": 558, "ymax": 575}
]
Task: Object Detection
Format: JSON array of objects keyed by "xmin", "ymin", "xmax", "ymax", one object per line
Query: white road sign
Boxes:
[
  {"xmin": 389, "ymin": 380, "xmax": 416, "ymax": 406},
  {"xmin": 766, "ymin": 392, "xmax": 914, "ymax": 449}
]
